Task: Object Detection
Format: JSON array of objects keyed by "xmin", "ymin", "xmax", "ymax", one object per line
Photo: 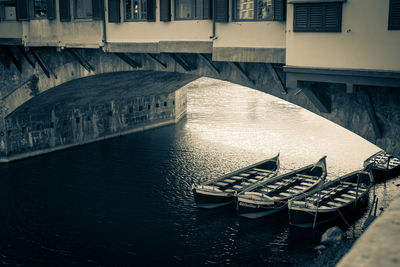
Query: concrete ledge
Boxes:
[
  {"xmin": 105, "ymin": 42, "xmax": 160, "ymax": 53},
  {"xmin": 212, "ymin": 47, "xmax": 286, "ymax": 63},
  {"xmin": 159, "ymin": 41, "xmax": 212, "ymax": 53},
  {"xmin": 337, "ymin": 196, "xmax": 400, "ymax": 267}
]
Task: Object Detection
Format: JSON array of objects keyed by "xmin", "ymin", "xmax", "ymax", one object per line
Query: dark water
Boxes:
[{"xmin": 0, "ymin": 78, "xmax": 398, "ymax": 266}]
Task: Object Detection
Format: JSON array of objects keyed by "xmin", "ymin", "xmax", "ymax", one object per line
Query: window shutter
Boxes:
[
  {"xmin": 16, "ymin": 0, "xmax": 29, "ymax": 20},
  {"xmin": 309, "ymin": 5, "xmax": 322, "ymax": 28},
  {"xmin": 214, "ymin": 0, "xmax": 228, "ymax": 22},
  {"xmin": 389, "ymin": 0, "xmax": 400, "ymax": 30},
  {"xmin": 92, "ymin": 0, "xmax": 104, "ymax": 20},
  {"xmin": 325, "ymin": 3, "xmax": 341, "ymax": 30},
  {"xmin": 147, "ymin": 0, "xmax": 156, "ymax": 21},
  {"xmin": 293, "ymin": 5, "xmax": 307, "ymax": 30},
  {"xmin": 160, "ymin": 0, "xmax": 170, "ymax": 22},
  {"xmin": 273, "ymin": 0, "xmax": 285, "ymax": 21},
  {"xmin": 46, "ymin": 0, "xmax": 56, "ymax": 19},
  {"xmin": 293, "ymin": 3, "xmax": 341, "ymax": 32},
  {"xmin": 203, "ymin": 0, "xmax": 211, "ymax": 19},
  {"xmin": 59, "ymin": 0, "xmax": 71, "ymax": 21},
  {"xmin": 108, "ymin": 0, "xmax": 120, "ymax": 22}
]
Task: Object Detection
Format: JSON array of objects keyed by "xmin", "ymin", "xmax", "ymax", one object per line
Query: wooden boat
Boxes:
[
  {"xmin": 192, "ymin": 154, "xmax": 280, "ymax": 209},
  {"xmin": 288, "ymin": 168, "xmax": 373, "ymax": 228},
  {"xmin": 363, "ymin": 150, "xmax": 400, "ymax": 182},
  {"xmin": 236, "ymin": 156, "xmax": 327, "ymax": 219}
]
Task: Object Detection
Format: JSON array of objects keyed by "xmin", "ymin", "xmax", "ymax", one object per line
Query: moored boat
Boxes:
[
  {"xmin": 288, "ymin": 168, "xmax": 374, "ymax": 228},
  {"xmin": 192, "ymin": 154, "xmax": 280, "ymax": 209},
  {"xmin": 363, "ymin": 150, "xmax": 400, "ymax": 182},
  {"xmin": 236, "ymin": 156, "xmax": 327, "ymax": 219}
]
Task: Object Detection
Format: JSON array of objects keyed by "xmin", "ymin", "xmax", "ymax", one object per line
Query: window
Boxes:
[
  {"xmin": 175, "ymin": 0, "xmax": 211, "ymax": 20},
  {"xmin": 235, "ymin": 0, "xmax": 272, "ymax": 21},
  {"xmin": 125, "ymin": 0, "xmax": 147, "ymax": 20},
  {"xmin": 233, "ymin": 0, "xmax": 285, "ymax": 21},
  {"xmin": 389, "ymin": 0, "xmax": 400, "ymax": 30},
  {"xmin": 1, "ymin": 2, "xmax": 17, "ymax": 20},
  {"xmin": 33, "ymin": 0, "xmax": 48, "ymax": 18},
  {"xmin": 293, "ymin": 2, "xmax": 342, "ymax": 32},
  {"xmin": 75, "ymin": 0, "xmax": 92, "ymax": 19}
]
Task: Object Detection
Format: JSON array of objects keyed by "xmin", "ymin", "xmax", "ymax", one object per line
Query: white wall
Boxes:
[
  {"xmin": 286, "ymin": 0, "xmax": 400, "ymax": 71},
  {"xmin": 106, "ymin": 0, "xmax": 286, "ymax": 49},
  {"xmin": 0, "ymin": 21, "xmax": 21, "ymax": 39}
]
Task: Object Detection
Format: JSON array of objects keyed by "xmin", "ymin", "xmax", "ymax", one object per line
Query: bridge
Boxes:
[{"xmin": 0, "ymin": 0, "xmax": 399, "ymax": 162}]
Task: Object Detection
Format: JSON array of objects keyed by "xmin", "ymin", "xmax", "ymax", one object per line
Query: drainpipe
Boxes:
[
  {"xmin": 209, "ymin": 0, "xmax": 216, "ymax": 39},
  {"xmin": 102, "ymin": 0, "xmax": 108, "ymax": 48}
]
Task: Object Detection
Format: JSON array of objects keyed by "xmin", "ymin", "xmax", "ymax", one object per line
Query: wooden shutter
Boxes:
[
  {"xmin": 16, "ymin": 0, "xmax": 29, "ymax": 20},
  {"xmin": 59, "ymin": 0, "xmax": 71, "ymax": 21},
  {"xmin": 389, "ymin": 0, "xmax": 400, "ymax": 30},
  {"xmin": 214, "ymin": 0, "xmax": 228, "ymax": 22},
  {"xmin": 293, "ymin": 3, "xmax": 341, "ymax": 32},
  {"xmin": 203, "ymin": 0, "xmax": 211, "ymax": 19},
  {"xmin": 147, "ymin": 0, "xmax": 156, "ymax": 21},
  {"xmin": 92, "ymin": 0, "xmax": 104, "ymax": 20},
  {"xmin": 108, "ymin": 0, "xmax": 120, "ymax": 22},
  {"xmin": 293, "ymin": 4, "xmax": 307, "ymax": 30},
  {"xmin": 309, "ymin": 5, "xmax": 322, "ymax": 28},
  {"xmin": 325, "ymin": 3, "xmax": 341, "ymax": 30},
  {"xmin": 273, "ymin": 0, "xmax": 285, "ymax": 21},
  {"xmin": 47, "ymin": 0, "xmax": 56, "ymax": 19},
  {"xmin": 160, "ymin": 0, "xmax": 170, "ymax": 22}
]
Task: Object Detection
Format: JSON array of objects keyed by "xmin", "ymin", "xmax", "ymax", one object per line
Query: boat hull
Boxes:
[
  {"xmin": 236, "ymin": 200, "xmax": 287, "ymax": 219},
  {"xmin": 192, "ymin": 189, "xmax": 235, "ymax": 209},
  {"xmin": 289, "ymin": 195, "xmax": 369, "ymax": 228},
  {"xmin": 370, "ymin": 167, "xmax": 400, "ymax": 182}
]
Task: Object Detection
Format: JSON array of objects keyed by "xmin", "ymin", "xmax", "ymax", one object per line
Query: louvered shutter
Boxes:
[
  {"xmin": 293, "ymin": 4, "xmax": 307, "ymax": 30},
  {"xmin": 16, "ymin": 0, "xmax": 29, "ymax": 20},
  {"xmin": 203, "ymin": 0, "xmax": 211, "ymax": 19},
  {"xmin": 108, "ymin": 0, "xmax": 120, "ymax": 22},
  {"xmin": 59, "ymin": 0, "xmax": 71, "ymax": 21},
  {"xmin": 309, "ymin": 5, "xmax": 322, "ymax": 29},
  {"xmin": 389, "ymin": 0, "xmax": 400, "ymax": 30},
  {"xmin": 147, "ymin": 0, "xmax": 156, "ymax": 21},
  {"xmin": 214, "ymin": 0, "xmax": 228, "ymax": 22},
  {"xmin": 47, "ymin": 0, "xmax": 56, "ymax": 19},
  {"xmin": 160, "ymin": 0, "xmax": 170, "ymax": 22},
  {"xmin": 325, "ymin": 3, "xmax": 341, "ymax": 31},
  {"xmin": 273, "ymin": 0, "xmax": 285, "ymax": 21},
  {"xmin": 92, "ymin": 0, "xmax": 104, "ymax": 20},
  {"xmin": 293, "ymin": 3, "xmax": 341, "ymax": 32}
]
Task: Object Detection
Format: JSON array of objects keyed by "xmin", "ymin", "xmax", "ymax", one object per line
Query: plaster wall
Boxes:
[{"xmin": 286, "ymin": 0, "xmax": 400, "ymax": 71}]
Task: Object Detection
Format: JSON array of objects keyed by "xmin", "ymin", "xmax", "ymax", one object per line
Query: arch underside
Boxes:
[{"xmin": 1, "ymin": 47, "xmax": 400, "ymax": 159}]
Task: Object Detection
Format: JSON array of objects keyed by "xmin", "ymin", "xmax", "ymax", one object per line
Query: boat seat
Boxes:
[
  {"xmin": 279, "ymin": 192, "xmax": 292, "ymax": 197},
  {"xmin": 260, "ymin": 188, "xmax": 270, "ymax": 193},
  {"xmin": 233, "ymin": 185, "xmax": 243, "ymax": 189},
  {"xmin": 231, "ymin": 176, "xmax": 243, "ymax": 180},
  {"xmin": 240, "ymin": 173, "xmax": 251, "ymax": 177},
  {"xmin": 253, "ymin": 168, "xmax": 272, "ymax": 172},
  {"xmin": 248, "ymin": 179, "xmax": 258, "ymax": 183},
  {"xmin": 215, "ymin": 182, "xmax": 228, "ymax": 187},
  {"xmin": 275, "ymin": 181, "xmax": 287, "ymax": 186},
  {"xmin": 300, "ymin": 182, "xmax": 313, "ymax": 187},
  {"xmin": 327, "ymin": 201, "xmax": 342, "ymax": 207},
  {"xmin": 294, "ymin": 185, "xmax": 307, "ymax": 190},
  {"xmin": 296, "ymin": 174, "xmax": 317, "ymax": 179},
  {"xmin": 223, "ymin": 179, "xmax": 235, "ymax": 183},
  {"xmin": 255, "ymin": 175, "xmax": 266, "ymax": 179},
  {"xmin": 224, "ymin": 189, "xmax": 235, "ymax": 192},
  {"xmin": 266, "ymin": 184, "xmax": 278, "ymax": 189},
  {"xmin": 248, "ymin": 171, "xmax": 258, "ymax": 174},
  {"xmin": 334, "ymin": 198, "xmax": 349, "ymax": 203},
  {"xmin": 287, "ymin": 188, "xmax": 301, "ymax": 194},
  {"xmin": 241, "ymin": 182, "xmax": 250, "ymax": 186},
  {"xmin": 342, "ymin": 194, "xmax": 356, "ymax": 199}
]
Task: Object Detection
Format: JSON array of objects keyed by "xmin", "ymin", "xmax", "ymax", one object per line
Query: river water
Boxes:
[{"xmin": 0, "ymin": 78, "xmax": 398, "ymax": 266}]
